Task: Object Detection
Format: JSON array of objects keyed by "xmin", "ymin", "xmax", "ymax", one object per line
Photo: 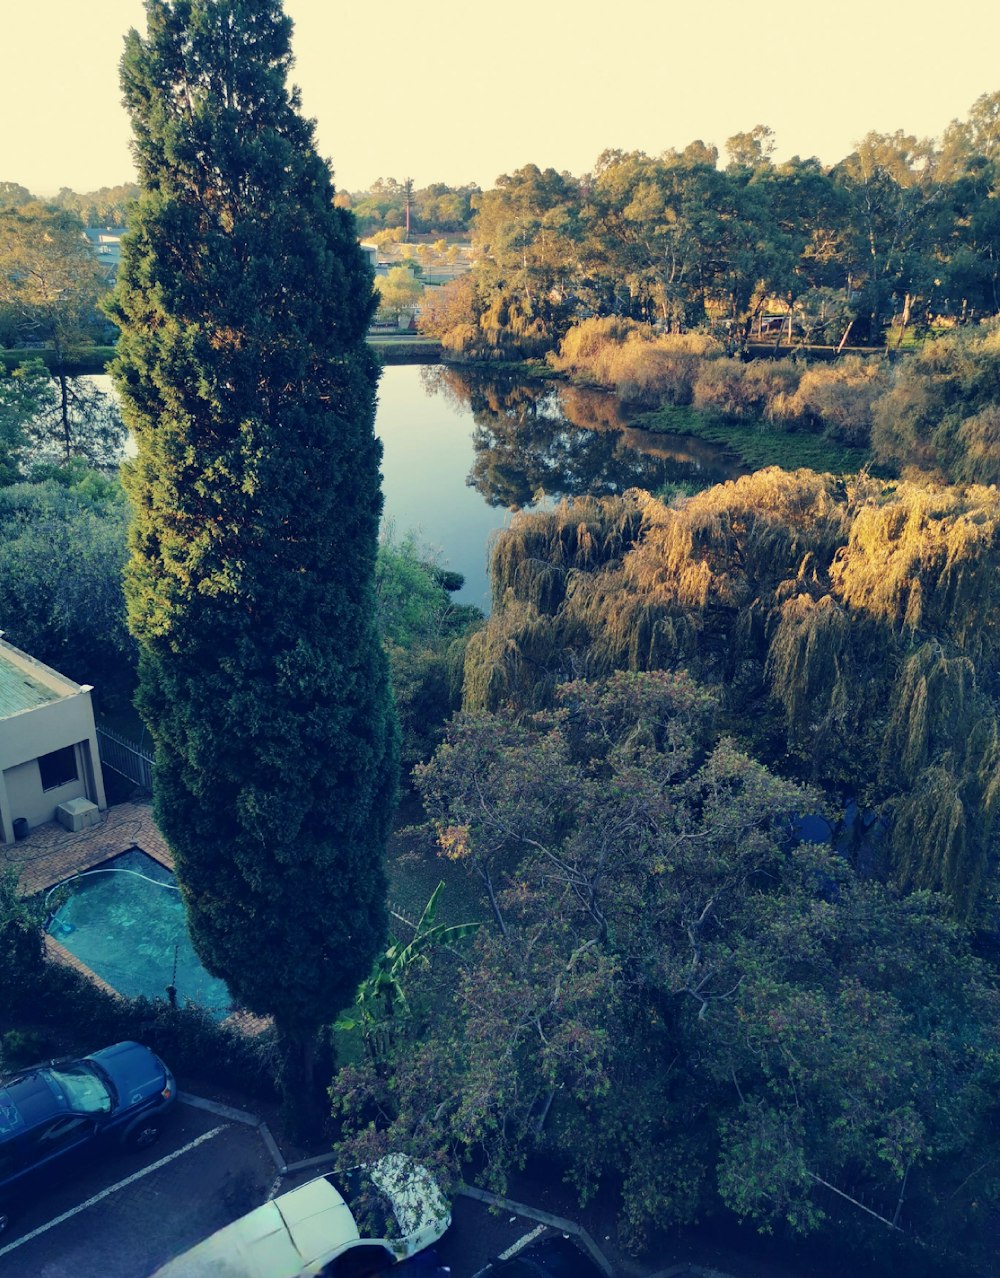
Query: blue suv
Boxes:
[{"xmin": 0, "ymin": 1040, "xmax": 176, "ymax": 1235}]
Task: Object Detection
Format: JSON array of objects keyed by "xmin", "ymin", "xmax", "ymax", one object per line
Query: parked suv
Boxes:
[{"xmin": 0, "ymin": 1040, "xmax": 176, "ymax": 1234}]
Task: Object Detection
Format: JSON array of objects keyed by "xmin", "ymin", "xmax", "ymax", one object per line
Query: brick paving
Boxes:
[
  {"xmin": 0, "ymin": 799, "xmax": 173, "ymax": 895},
  {"xmin": 0, "ymin": 799, "xmax": 177, "ymax": 998}
]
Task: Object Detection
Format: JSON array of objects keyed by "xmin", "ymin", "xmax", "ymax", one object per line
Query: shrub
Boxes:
[
  {"xmin": 551, "ymin": 318, "xmax": 722, "ymax": 406},
  {"xmin": 0, "ymin": 1029, "xmax": 48, "ymax": 1071},
  {"xmin": 871, "ymin": 322, "xmax": 1000, "ymax": 481},
  {"xmin": 24, "ymin": 958, "xmax": 280, "ymax": 1098},
  {"xmin": 790, "ymin": 356, "xmax": 888, "ymax": 445},
  {"xmin": 0, "ymin": 868, "xmax": 45, "ymax": 1020},
  {"xmin": 693, "ymin": 358, "xmax": 804, "ymax": 426}
]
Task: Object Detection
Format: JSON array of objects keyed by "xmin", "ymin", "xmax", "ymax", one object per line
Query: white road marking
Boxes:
[
  {"xmin": 0, "ymin": 1125, "xmax": 227, "ymax": 1259},
  {"xmin": 497, "ymin": 1222, "xmax": 546, "ymax": 1260}
]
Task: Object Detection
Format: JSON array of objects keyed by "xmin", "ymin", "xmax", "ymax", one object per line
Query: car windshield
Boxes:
[{"xmin": 42, "ymin": 1062, "xmax": 113, "ymax": 1115}]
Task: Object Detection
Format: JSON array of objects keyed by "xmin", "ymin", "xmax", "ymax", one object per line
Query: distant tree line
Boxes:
[
  {"xmin": 342, "ymin": 176, "xmax": 479, "ymax": 238},
  {"xmin": 422, "ymin": 94, "xmax": 1000, "ymax": 357},
  {"xmin": 0, "ymin": 181, "xmax": 141, "ymax": 228}
]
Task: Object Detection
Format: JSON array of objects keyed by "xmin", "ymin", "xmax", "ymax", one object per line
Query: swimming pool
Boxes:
[{"xmin": 46, "ymin": 848, "xmax": 233, "ymax": 1017}]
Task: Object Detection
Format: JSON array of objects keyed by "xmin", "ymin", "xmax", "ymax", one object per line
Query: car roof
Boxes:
[
  {"xmin": 153, "ymin": 1176, "xmax": 361, "ymax": 1278},
  {"xmin": 0, "ymin": 1072, "xmax": 64, "ymax": 1139}
]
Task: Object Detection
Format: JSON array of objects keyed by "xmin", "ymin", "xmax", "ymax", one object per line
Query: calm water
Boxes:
[
  {"xmin": 95, "ymin": 365, "xmax": 742, "ymax": 611},
  {"xmin": 47, "ymin": 849, "xmax": 232, "ymax": 1016},
  {"xmin": 376, "ymin": 365, "xmax": 742, "ymax": 608}
]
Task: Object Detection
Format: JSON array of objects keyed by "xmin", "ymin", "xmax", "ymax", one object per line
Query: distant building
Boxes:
[
  {"xmin": 360, "ymin": 241, "xmax": 378, "ymax": 270},
  {"xmin": 0, "ymin": 639, "xmax": 107, "ymax": 843},
  {"xmin": 82, "ymin": 227, "xmax": 123, "ymax": 274}
]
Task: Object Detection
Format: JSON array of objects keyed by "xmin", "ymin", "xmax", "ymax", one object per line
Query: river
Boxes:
[
  {"xmin": 376, "ymin": 364, "xmax": 742, "ymax": 609},
  {"xmin": 91, "ymin": 365, "xmax": 742, "ymax": 612}
]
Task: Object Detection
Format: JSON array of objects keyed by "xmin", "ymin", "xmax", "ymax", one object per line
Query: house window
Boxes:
[{"xmin": 38, "ymin": 745, "xmax": 78, "ymax": 791}]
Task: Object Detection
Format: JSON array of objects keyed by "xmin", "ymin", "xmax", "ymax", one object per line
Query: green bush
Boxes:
[
  {"xmin": 0, "ymin": 869, "xmax": 45, "ymax": 1020},
  {"xmin": 23, "ymin": 959, "xmax": 279, "ymax": 1098},
  {"xmin": 0, "ymin": 1029, "xmax": 48, "ymax": 1071}
]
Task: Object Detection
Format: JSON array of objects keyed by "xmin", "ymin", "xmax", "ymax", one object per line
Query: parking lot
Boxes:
[
  {"xmin": 0, "ymin": 1099, "xmax": 275, "ymax": 1278},
  {"xmin": 0, "ymin": 1094, "xmax": 616, "ymax": 1278}
]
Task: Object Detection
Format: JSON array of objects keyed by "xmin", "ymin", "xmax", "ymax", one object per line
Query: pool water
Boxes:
[{"xmin": 46, "ymin": 848, "xmax": 233, "ymax": 1017}]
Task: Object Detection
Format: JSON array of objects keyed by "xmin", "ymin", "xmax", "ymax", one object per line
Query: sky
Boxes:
[{"xmin": 4, "ymin": 0, "xmax": 1000, "ymax": 198}]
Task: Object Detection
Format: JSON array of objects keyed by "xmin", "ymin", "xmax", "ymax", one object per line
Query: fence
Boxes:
[{"xmin": 96, "ymin": 724, "xmax": 155, "ymax": 791}]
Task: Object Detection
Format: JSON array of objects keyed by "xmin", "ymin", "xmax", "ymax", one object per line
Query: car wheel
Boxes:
[{"xmin": 123, "ymin": 1121, "xmax": 161, "ymax": 1151}]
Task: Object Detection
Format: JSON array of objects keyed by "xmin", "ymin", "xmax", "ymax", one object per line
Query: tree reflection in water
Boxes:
[{"xmin": 422, "ymin": 365, "xmax": 742, "ymax": 510}]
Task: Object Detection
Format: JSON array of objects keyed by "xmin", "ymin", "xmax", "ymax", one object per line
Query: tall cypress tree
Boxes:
[{"xmin": 109, "ymin": 0, "xmax": 397, "ymax": 1048}]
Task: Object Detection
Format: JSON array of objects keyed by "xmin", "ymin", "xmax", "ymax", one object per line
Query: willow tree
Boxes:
[{"xmin": 109, "ymin": 0, "xmax": 397, "ymax": 1064}]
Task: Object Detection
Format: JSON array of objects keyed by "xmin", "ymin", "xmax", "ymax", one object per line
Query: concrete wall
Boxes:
[
  {"xmin": 0, "ymin": 653, "xmax": 107, "ymax": 843},
  {"xmin": 2, "ymin": 751, "xmax": 92, "ymax": 834}
]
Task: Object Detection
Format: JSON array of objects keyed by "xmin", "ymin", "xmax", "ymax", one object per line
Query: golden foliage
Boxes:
[
  {"xmin": 550, "ymin": 317, "xmax": 723, "ymax": 407},
  {"xmin": 879, "ymin": 643, "xmax": 976, "ymax": 788},
  {"xmin": 829, "ymin": 483, "xmax": 1000, "ymax": 662},
  {"xmin": 466, "ymin": 467, "xmax": 1000, "ymax": 915},
  {"xmin": 766, "ymin": 593, "xmax": 852, "ymax": 743}
]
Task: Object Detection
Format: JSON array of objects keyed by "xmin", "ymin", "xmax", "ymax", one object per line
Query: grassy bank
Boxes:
[
  {"xmin": 2, "ymin": 338, "xmax": 445, "ymax": 374},
  {"xmin": 634, "ymin": 402, "xmax": 873, "ymax": 474},
  {"xmin": 0, "ymin": 347, "xmax": 117, "ymax": 375},
  {"xmin": 368, "ymin": 336, "xmax": 441, "ymax": 364}
]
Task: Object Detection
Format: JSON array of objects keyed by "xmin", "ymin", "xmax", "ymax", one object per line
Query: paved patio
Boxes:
[{"xmin": 1, "ymin": 798, "xmax": 174, "ymax": 895}]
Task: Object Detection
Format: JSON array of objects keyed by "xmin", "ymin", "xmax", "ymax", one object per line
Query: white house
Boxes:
[{"xmin": 0, "ymin": 639, "xmax": 107, "ymax": 843}]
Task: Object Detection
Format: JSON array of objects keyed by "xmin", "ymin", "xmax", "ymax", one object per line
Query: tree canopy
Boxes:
[
  {"xmin": 332, "ymin": 672, "xmax": 1000, "ymax": 1256},
  {"xmin": 460, "ymin": 471, "xmax": 1000, "ymax": 922}
]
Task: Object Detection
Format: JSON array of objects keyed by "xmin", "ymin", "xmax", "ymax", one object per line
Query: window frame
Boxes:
[{"xmin": 37, "ymin": 744, "xmax": 79, "ymax": 792}]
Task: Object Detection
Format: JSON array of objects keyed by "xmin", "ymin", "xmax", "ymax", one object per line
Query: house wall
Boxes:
[
  {"xmin": 0, "ymin": 695, "xmax": 107, "ymax": 843},
  {"xmin": 2, "ymin": 755, "xmax": 90, "ymax": 831}
]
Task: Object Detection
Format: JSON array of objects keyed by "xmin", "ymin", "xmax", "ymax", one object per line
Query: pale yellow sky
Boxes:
[{"xmin": 3, "ymin": 0, "xmax": 999, "ymax": 196}]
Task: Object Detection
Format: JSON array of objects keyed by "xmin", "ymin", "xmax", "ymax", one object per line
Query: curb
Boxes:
[
  {"xmin": 457, "ymin": 1184, "xmax": 614, "ymax": 1278},
  {"xmin": 177, "ymin": 1092, "xmax": 285, "ymax": 1171}
]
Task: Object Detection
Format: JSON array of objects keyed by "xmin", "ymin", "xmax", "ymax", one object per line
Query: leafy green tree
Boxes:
[
  {"xmin": 724, "ymin": 123, "xmax": 777, "ymax": 172},
  {"xmin": 333, "ymin": 672, "xmax": 1000, "ymax": 1254},
  {"xmin": 109, "ymin": 0, "xmax": 398, "ymax": 1083},
  {"xmin": 583, "ymin": 149, "xmax": 716, "ymax": 328},
  {"xmin": 0, "ymin": 473, "xmax": 133, "ymax": 697},
  {"xmin": 831, "ymin": 132, "xmax": 943, "ymax": 342},
  {"xmin": 0, "ymin": 361, "xmax": 49, "ymax": 484},
  {"xmin": 0, "ymin": 868, "xmax": 45, "ymax": 1021},
  {"xmin": 0, "ymin": 203, "xmax": 122, "ymax": 465},
  {"xmin": 374, "ymin": 265, "xmax": 423, "ymax": 323},
  {"xmin": 470, "ymin": 165, "xmax": 581, "ymax": 356},
  {"xmin": 0, "ymin": 182, "xmax": 34, "ymax": 211}
]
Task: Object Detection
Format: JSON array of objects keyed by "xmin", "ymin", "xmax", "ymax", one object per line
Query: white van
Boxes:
[{"xmin": 152, "ymin": 1155, "xmax": 450, "ymax": 1278}]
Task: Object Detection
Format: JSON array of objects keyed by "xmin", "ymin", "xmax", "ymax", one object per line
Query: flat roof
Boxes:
[{"xmin": 0, "ymin": 641, "xmax": 82, "ymax": 721}]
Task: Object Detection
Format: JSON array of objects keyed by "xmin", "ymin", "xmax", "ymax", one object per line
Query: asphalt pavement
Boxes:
[{"xmin": 0, "ymin": 1090, "xmax": 784, "ymax": 1278}]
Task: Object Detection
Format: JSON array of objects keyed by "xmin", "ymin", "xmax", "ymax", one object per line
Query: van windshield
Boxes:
[
  {"xmin": 42, "ymin": 1063, "xmax": 113, "ymax": 1115},
  {"xmin": 324, "ymin": 1169, "xmax": 396, "ymax": 1239}
]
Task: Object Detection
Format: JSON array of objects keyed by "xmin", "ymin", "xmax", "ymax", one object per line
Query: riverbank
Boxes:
[
  {"xmin": 1, "ymin": 336, "xmax": 444, "ymax": 375},
  {"xmin": 2, "ymin": 340, "xmax": 876, "ymax": 476},
  {"xmin": 444, "ymin": 351, "xmax": 877, "ymax": 476},
  {"xmin": 632, "ymin": 400, "xmax": 873, "ymax": 474}
]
